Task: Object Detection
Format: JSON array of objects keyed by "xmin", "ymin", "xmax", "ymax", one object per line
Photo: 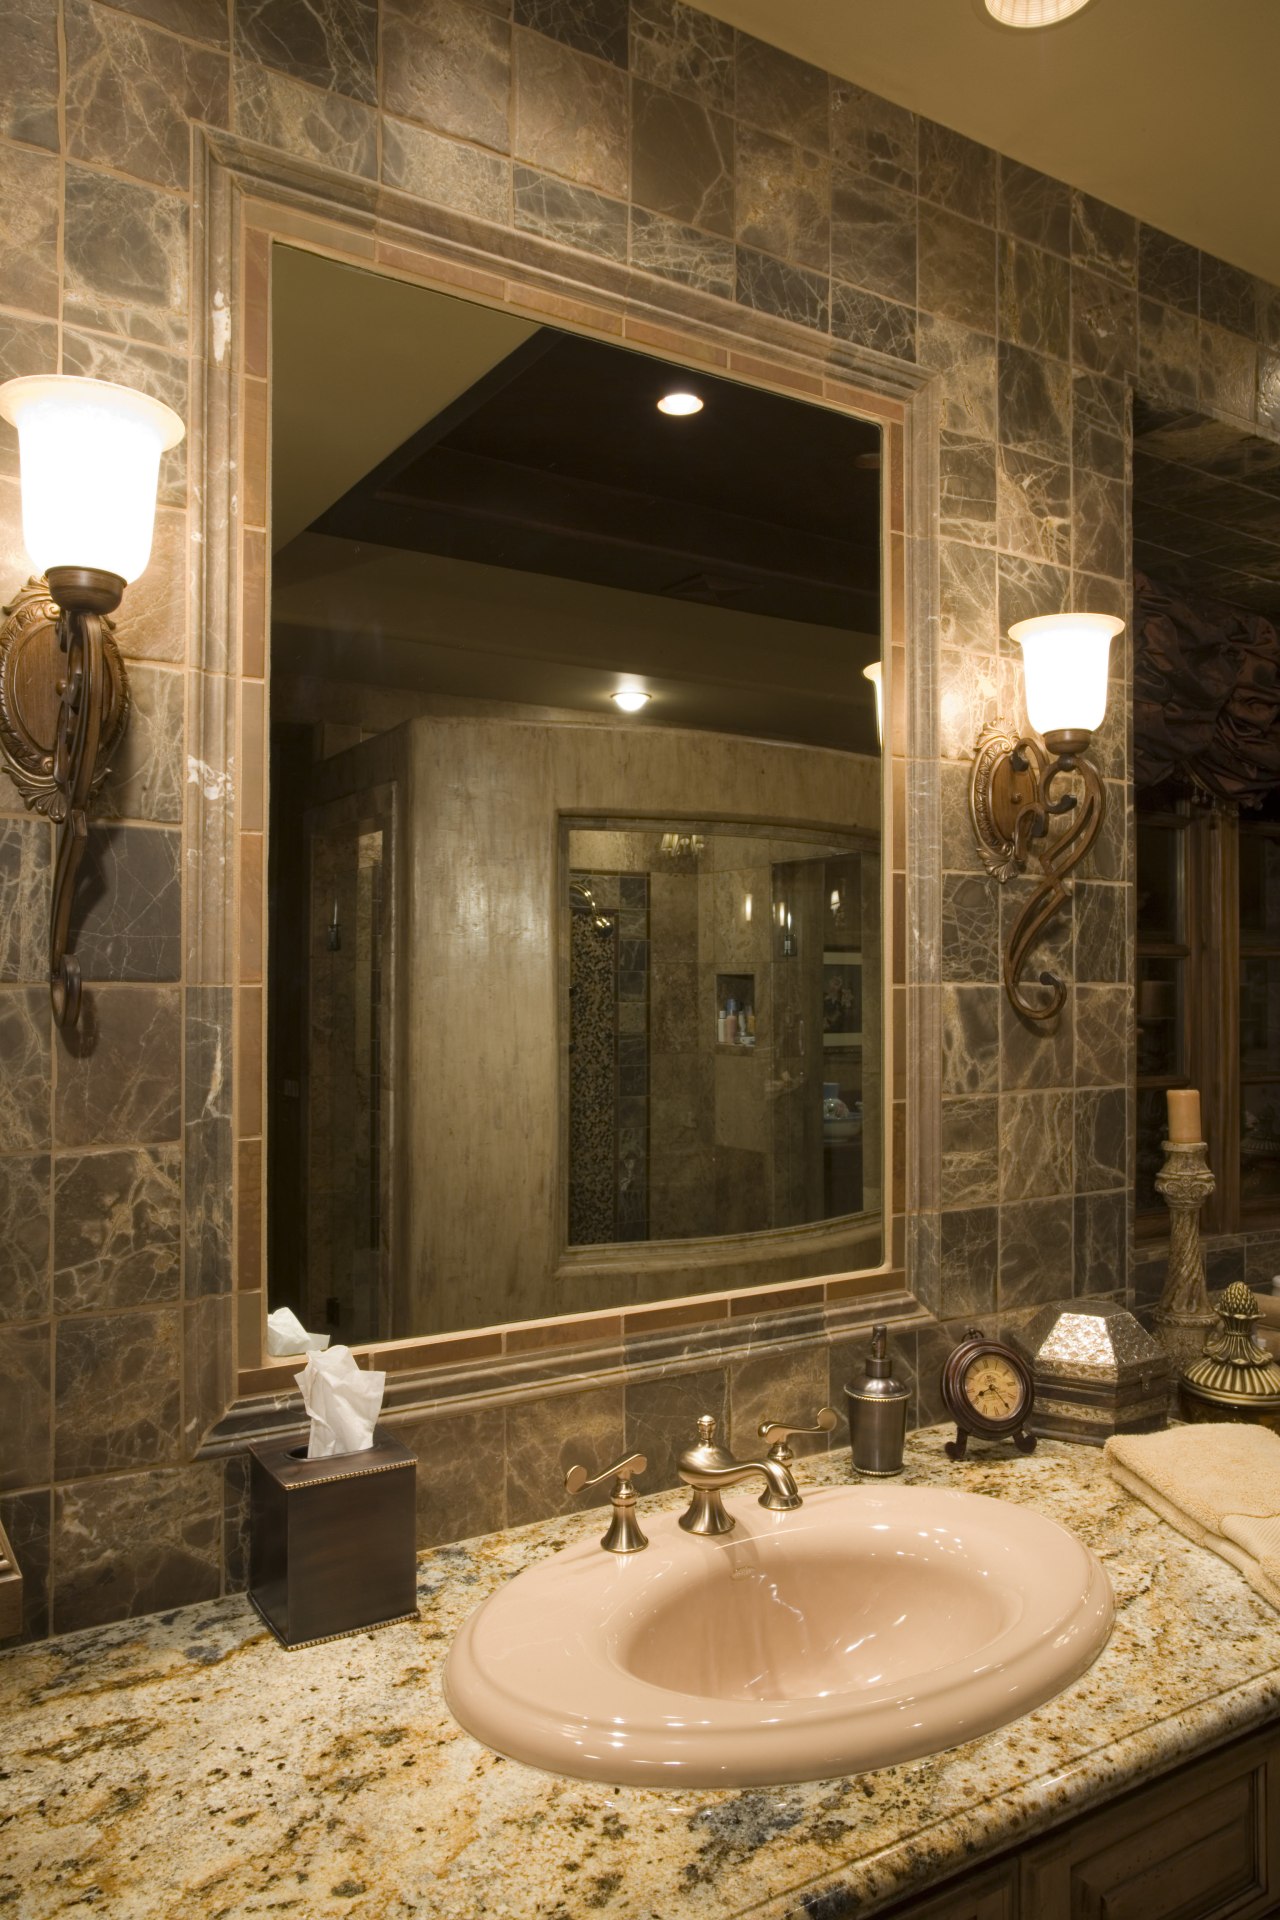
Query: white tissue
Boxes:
[
  {"xmin": 294, "ymin": 1345, "xmax": 385, "ymax": 1458},
  {"xmin": 266, "ymin": 1306, "xmax": 331, "ymax": 1356}
]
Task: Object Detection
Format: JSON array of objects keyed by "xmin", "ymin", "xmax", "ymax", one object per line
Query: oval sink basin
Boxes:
[{"xmin": 444, "ymin": 1483, "xmax": 1113, "ymax": 1788}]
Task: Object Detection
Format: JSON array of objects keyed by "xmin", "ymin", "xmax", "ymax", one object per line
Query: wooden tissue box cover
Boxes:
[{"xmin": 248, "ymin": 1427, "xmax": 418, "ymax": 1648}]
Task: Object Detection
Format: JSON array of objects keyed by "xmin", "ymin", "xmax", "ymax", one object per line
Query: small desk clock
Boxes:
[{"xmin": 941, "ymin": 1328, "xmax": 1037, "ymax": 1461}]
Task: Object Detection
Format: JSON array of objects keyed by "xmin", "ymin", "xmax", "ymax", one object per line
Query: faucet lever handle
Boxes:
[
  {"xmin": 564, "ymin": 1451, "xmax": 647, "ymax": 1497},
  {"xmin": 564, "ymin": 1453, "xmax": 648, "ymax": 1555},
  {"xmin": 758, "ymin": 1406, "xmax": 838, "ymax": 1463}
]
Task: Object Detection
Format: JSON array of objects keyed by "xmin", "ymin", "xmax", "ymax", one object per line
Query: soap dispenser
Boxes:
[{"xmin": 845, "ymin": 1324, "xmax": 910, "ymax": 1477}]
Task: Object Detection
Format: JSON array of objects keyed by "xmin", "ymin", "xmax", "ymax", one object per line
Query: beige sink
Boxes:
[{"xmin": 443, "ymin": 1483, "xmax": 1114, "ymax": 1787}]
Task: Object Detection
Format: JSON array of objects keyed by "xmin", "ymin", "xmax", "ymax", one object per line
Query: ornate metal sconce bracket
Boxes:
[
  {"xmin": 969, "ymin": 717, "xmax": 1105, "ymax": 1022},
  {"xmin": 0, "ymin": 575, "xmax": 130, "ymax": 1029}
]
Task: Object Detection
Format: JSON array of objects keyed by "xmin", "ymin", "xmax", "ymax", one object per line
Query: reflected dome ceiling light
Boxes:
[
  {"xmin": 612, "ymin": 688, "xmax": 651, "ymax": 713},
  {"xmin": 983, "ymin": 0, "xmax": 1094, "ymax": 24},
  {"xmin": 656, "ymin": 391, "xmax": 703, "ymax": 416}
]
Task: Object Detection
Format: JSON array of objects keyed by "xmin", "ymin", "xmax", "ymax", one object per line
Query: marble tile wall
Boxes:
[{"xmin": 2, "ymin": 0, "xmax": 1280, "ymax": 1642}]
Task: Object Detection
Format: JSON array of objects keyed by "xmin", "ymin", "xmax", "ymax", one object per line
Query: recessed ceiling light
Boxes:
[
  {"xmin": 612, "ymin": 688, "xmax": 651, "ymax": 713},
  {"xmin": 657, "ymin": 391, "xmax": 703, "ymax": 417},
  {"xmin": 983, "ymin": 0, "xmax": 1094, "ymax": 24}
]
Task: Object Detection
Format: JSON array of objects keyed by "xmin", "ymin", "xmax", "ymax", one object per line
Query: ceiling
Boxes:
[{"xmin": 701, "ymin": 0, "xmax": 1280, "ymax": 284}]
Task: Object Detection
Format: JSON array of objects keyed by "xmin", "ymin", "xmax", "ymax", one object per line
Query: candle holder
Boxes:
[{"xmin": 1153, "ymin": 1137, "xmax": 1218, "ymax": 1374}]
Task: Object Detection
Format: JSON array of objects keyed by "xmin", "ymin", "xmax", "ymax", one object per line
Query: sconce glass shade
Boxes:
[
  {"xmin": 863, "ymin": 660, "xmax": 883, "ymax": 746},
  {"xmin": 1009, "ymin": 613, "xmax": 1124, "ymax": 743},
  {"xmin": 0, "ymin": 375, "xmax": 185, "ymax": 586}
]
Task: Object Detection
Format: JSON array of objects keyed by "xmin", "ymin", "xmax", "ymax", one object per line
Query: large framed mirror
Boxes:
[{"xmin": 264, "ymin": 246, "xmax": 888, "ymax": 1353}]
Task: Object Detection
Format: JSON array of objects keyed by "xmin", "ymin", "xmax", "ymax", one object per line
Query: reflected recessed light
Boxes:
[
  {"xmin": 983, "ymin": 0, "xmax": 1093, "ymax": 24},
  {"xmin": 657, "ymin": 391, "xmax": 703, "ymax": 416},
  {"xmin": 612, "ymin": 688, "xmax": 651, "ymax": 713}
]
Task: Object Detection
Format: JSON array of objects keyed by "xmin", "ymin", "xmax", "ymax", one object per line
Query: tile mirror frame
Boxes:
[{"xmin": 187, "ymin": 130, "xmax": 943, "ymax": 1455}]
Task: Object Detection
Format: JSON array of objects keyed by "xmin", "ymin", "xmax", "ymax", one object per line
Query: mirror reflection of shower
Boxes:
[{"xmin": 567, "ymin": 822, "xmax": 880, "ymax": 1247}]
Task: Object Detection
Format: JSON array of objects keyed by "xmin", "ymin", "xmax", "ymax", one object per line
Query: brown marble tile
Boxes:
[
  {"xmin": 735, "ymin": 246, "xmax": 828, "ymax": 330},
  {"xmin": 182, "ymin": 1293, "xmax": 231, "ymax": 1456},
  {"xmin": 52, "ymin": 1464, "xmax": 222, "ymax": 1634},
  {"xmin": 629, "ymin": 208, "xmax": 734, "ymax": 298},
  {"xmin": 998, "ymin": 971, "xmax": 1072, "ymax": 1093},
  {"xmin": 0, "ymin": 0, "xmax": 58, "ymax": 149},
  {"xmin": 233, "ymin": 61, "xmax": 378, "ymax": 179},
  {"xmin": 54, "ymin": 985, "xmax": 181, "ymax": 1149},
  {"xmin": 1071, "ymin": 265, "xmax": 1137, "ymax": 380},
  {"xmin": 63, "ymin": 167, "xmax": 189, "ymax": 352},
  {"xmin": 939, "ymin": 434, "xmax": 997, "ymax": 547},
  {"xmin": 54, "ymin": 1307, "xmax": 181, "ymax": 1478},
  {"xmin": 1257, "ymin": 349, "xmax": 1280, "ymax": 438},
  {"xmin": 381, "ymin": 117, "xmax": 510, "ymax": 220},
  {"xmin": 940, "ymin": 1096, "xmax": 998, "ymax": 1208},
  {"xmin": 514, "ymin": 166, "xmax": 628, "ymax": 260},
  {"xmin": 830, "ymin": 284, "xmax": 916, "ymax": 364},
  {"xmin": 383, "ymin": 0, "xmax": 510, "ymax": 150},
  {"xmin": 630, "ymin": 78, "xmax": 733, "ymax": 237},
  {"xmin": 1072, "ymin": 370, "xmax": 1128, "ymax": 483},
  {"xmin": 1199, "ymin": 252, "xmax": 1255, "ymax": 336},
  {"xmin": 938, "ymin": 641, "xmax": 999, "ymax": 763},
  {"xmin": 938, "ymin": 540, "xmax": 997, "ymax": 655},
  {"xmin": 998, "ymin": 158, "xmax": 1070, "ymax": 258},
  {"xmin": 0, "ymin": 1320, "xmax": 49, "ymax": 1489},
  {"xmin": 1138, "ymin": 223, "xmax": 1199, "ymax": 315},
  {"xmin": 505, "ymin": 1383, "xmax": 625, "ymax": 1526},
  {"xmin": 52, "ymin": 1145, "xmax": 180, "ymax": 1314},
  {"xmin": 76, "ymin": 826, "xmax": 181, "ymax": 983},
  {"xmin": 940, "ymin": 761, "xmax": 984, "ymax": 877},
  {"xmin": 830, "ymin": 81, "xmax": 915, "ymax": 191},
  {"xmin": 1075, "ymin": 1085, "xmax": 1127, "ymax": 1193},
  {"xmin": 918, "ymin": 119, "xmax": 996, "ymax": 227},
  {"xmin": 0, "ymin": 142, "xmax": 58, "ymax": 317},
  {"xmin": 0, "ymin": 988, "xmax": 50, "ymax": 1152},
  {"xmin": 624, "ymin": 1366, "xmax": 728, "ymax": 1493},
  {"xmin": 513, "ymin": 28, "xmax": 626, "ymax": 195},
  {"xmin": 631, "ymin": 0, "xmax": 733, "ymax": 112},
  {"xmin": 918, "ymin": 203, "xmax": 997, "ymax": 336},
  {"xmin": 0, "ymin": 816, "xmax": 49, "ymax": 984},
  {"xmin": 998, "ymin": 341, "xmax": 1071, "ymax": 463},
  {"xmin": 64, "ymin": 0, "xmax": 229, "ymax": 192},
  {"xmin": 108, "ymin": 0, "xmax": 229, "ymax": 43},
  {"xmin": 1199, "ymin": 320, "xmax": 1257, "ymax": 422},
  {"xmin": 996, "ymin": 552, "xmax": 1070, "ymax": 637},
  {"xmin": 0, "ymin": 315, "xmax": 56, "ymax": 478},
  {"xmin": 0, "ymin": 1153, "xmax": 49, "ymax": 1324},
  {"xmin": 1073, "ymin": 879, "xmax": 1126, "ymax": 984},
  {"xmin": 830, "ymin": 168, "xmax": 915, "ymax": 306},
  {"xmin": 939, "ymin": 1205, "xmax": 998, "ymax": 1319},
  {"xmin": 1071, "ymin": 192, "xmax": 1136, "ymax": 286},
  {"xmin": 941, "ymin": 873, "xmax": 998, "ymax": 984},
  {"xmin": 123, "ymin": 508, "xmax": 188, "ymax": 663},
  {"xmin": 186, "ymin": 986, "xmax": 233, "ymax": 1297},
  {"xmin": 222, "ymin": 1453, "xmax": 250, "ymax": 1593},
  {"xmin": 998, "ymin": 237, "xmax": 1070, "ymax": 363},
  {"xmin": 391, "ymin": 1404, "xmax": 507, "ymax": 1547},
  {"xmin": 100, "ymin": 667, "xmax": 185, "ymax": 825},
  {"xmin": 916, "ymin": 312, "xmax": 997, "ymax": 439},
  {"xmin": 1074, "ymin": 1189, "xmax": 1127, "ymax": 1295},
  {"xmin": 515, "ymin": 0, "xmax": 626, "ymax": 67},
  {"xmin": 999, "ymin": 1089, "xmax": 1073, "ymax": 1202},
  {"xmin": 941, "ymin": 984, "xmax": 1000, "ymax": 1096},
  {"xmin": 1072, "ymin": 470, "xmax": 1126, "ymax": 593},
  {"xmin": 0, "ymin": 1488, "xmax": 50, "ymax": 1643},
  {"xmin": 997, "ymin": 448, "xmax": 1070, "ymax": 567},
  {"xmin": 1137, "ymin": 295, "xmax": 1200, "ymax": 405},
  {"xmin": 727, "ymin": 1343, "xmax": 831, "ymax": 1459},
  {"xmin": 736, "ymin": 126, "xmax": 828, "ymax": 270},
  {"xmin": 998, "ymin": 1196, "xmax": 1073, "ymax": 1312},
  {"xmin": 735, "ymin": 33, "xmax": 829, "ymax": 151},
  {"xmin": 235, "ymin": 0, "xmax": 377, "ymax": 100}
]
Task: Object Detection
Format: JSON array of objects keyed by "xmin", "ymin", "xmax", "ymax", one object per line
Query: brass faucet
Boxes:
[{"xmin": 676, "ymin": 1409, "xmax": 834, "ymax": 1536}]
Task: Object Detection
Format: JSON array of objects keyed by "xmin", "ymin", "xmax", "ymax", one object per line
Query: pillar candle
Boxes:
[{"xmin": 1167, "ymin": 1088, "xmax": 1202, "ymax": 1143}]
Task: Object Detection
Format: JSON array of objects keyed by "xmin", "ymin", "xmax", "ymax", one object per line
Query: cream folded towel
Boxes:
[{"xmin": 1105, "ymin": 1424, "xmax": 1280, "ymax": 1612}]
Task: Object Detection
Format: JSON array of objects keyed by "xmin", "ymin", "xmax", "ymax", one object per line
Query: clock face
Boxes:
[{"xmin": 962, "ymin": 1352, "xmax": 1024, "ymax": 1423}]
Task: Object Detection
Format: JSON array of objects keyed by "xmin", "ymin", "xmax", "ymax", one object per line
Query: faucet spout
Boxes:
[{"xmin": 676, "ymin": 1415, "xmax": 801, "ymax": 1535}]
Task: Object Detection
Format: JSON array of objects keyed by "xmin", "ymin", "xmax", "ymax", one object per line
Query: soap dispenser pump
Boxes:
[{"xmin": 845, "ymin": 1324, "xmax": 910, "ymax": 1477}]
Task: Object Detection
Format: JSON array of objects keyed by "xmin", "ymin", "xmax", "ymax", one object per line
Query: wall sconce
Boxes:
[
  {"xmin": 863, "ymin": 660, "xmax": 883, "ymax": 746},
  {"xmin": 970, "ymin": 612, "xmax": 1124, "ymax": 1022},
  {"xmin": 0, "ymin": 375, "xmax": 185, "ymax": 1028}
]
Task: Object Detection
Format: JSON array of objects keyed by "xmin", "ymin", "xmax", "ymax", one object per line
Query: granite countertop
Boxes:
[{"xmin": 3, "ymin": 1429, "xmax": 1280, "ymax": 1920}]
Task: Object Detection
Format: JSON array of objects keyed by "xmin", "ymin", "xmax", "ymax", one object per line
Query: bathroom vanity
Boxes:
[{"xmin": 3, "ymin": 1433, "xmax": 1279, "ymax": 1920}]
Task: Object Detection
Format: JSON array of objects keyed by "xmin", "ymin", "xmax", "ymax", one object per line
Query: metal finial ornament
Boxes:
[
  {"xmin": 1180, "ymin": 1283, "xmax": 1280, "ymax": 1430},
  {"xmin": 1153, "ymin": 1134, "xmax": 1218, "ymax": 1373},
  {"xmin": 0, "ymin": 574, "xmax": 130, "ymax": 1028}
]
